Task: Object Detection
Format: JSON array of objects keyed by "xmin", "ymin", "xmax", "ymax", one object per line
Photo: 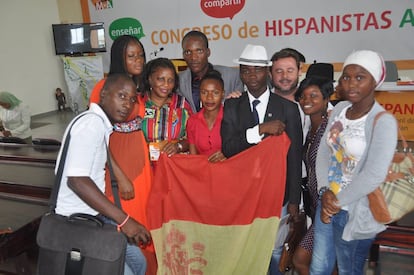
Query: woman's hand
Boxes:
[
  {"xmin": 2, "ymin": 130, "xmax": 11, "ymax": 137},
  {"xmin": 162, "ymin": 141, "xmax": 180, "ymax": 157},
  {"xmin": 321, "ymin": 190, "xmax": 340, "ymax": 223},
  {"xmin": 208, "ymin": 151, "xmax": 227, "ymax": 163},
  {"xmin": 225, "ymin": 90, "xmax": 242, "ymax": 99},
  {"xmin": 118, "ymin": 178, "xmax": 135, "ymax": 200}
]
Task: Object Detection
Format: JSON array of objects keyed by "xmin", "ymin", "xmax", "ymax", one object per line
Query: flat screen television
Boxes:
[{"xmin": 52, "ymin": 22, "xmax": 106, "ymax": 55}]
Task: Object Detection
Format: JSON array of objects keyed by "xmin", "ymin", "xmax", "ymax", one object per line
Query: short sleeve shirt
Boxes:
[
  {"xmin": 187, "ymin": 106, "xmax": 223, "ymax": 156},
  {"xmin": 55, "ymin": 103, "xmax": 113, "ymax": 216}
]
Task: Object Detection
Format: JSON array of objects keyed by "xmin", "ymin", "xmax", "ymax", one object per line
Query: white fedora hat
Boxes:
[{"xmin": 233, "ymin": 44, "xmax": 272, "ymax": 67}]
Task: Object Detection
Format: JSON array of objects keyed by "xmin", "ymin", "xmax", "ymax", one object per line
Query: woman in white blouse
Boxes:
[{"xmin": 0, "ymin": 91, "xmax": 32, "ymax": 144}]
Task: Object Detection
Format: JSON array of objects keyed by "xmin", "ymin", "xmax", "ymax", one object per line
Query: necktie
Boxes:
[{"xmin": 252, "ymin": 99, "xmax": 260, "ymax": 125}]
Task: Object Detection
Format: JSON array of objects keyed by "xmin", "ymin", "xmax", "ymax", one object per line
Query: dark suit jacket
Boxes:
[{"xmin": 221, "ymin": 92, "xmax": 303, "ymax": 205}]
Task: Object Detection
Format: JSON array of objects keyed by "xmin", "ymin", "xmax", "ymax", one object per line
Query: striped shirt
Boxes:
[{"xmin": 141, "ymin": 93, "xmax": 192, "ymax": 143}]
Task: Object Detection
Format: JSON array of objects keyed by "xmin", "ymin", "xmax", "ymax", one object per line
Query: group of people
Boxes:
[{"xmin": 52, "ymin": 30, "xmax": 398, "ymax": 275}]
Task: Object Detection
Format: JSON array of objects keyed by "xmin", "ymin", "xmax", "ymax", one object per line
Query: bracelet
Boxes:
[
  {"xmin": 117, "ymin": 214, "xmax": 130, "ymax": 232},
  {"xmin": 176, "ymin": 142, "xmax": 183, "ymax": 152},
  {"xmin": 318, "ymin": 186, "xmax": 330, "ymax": 198}
]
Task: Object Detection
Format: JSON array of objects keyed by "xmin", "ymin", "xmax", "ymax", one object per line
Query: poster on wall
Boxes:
[
  {"xmin": 62, "ymin": 56, "xmax": 104, "ymax": 113},
  {"xmin": 86, "ymin": 0, "xmax": 414, "ymax": 72},
  {"xmin": 376, "ymin": 89, "xmax": 414, "ymax": 141}
]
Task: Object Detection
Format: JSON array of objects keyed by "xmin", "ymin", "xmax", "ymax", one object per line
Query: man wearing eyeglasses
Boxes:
[{"xmin": 179, "ymin": 30, "xmax": 243, "ymax": 112}]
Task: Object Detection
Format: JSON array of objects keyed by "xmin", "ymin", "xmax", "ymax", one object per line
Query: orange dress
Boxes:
[{"xmin": 90, "ymin": 80, "xmax": 157, "ymax": 274}]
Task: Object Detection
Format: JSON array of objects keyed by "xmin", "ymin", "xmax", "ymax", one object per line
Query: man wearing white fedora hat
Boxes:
[{"xmin": 221, "ymin": 44, "xmax": 303, "ymax": 263}]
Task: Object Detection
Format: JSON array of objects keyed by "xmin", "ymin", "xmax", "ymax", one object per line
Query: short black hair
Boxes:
[
  {"xmin": 294, "ymin": 76, "xmax": 334, "ymax": 102},
  {"xmin": 182, "ymin": 30, "xmax": 209, "ymax": 49},
  {"xmin": 102, "ymin": 73, "xmax": 134, "ymax": 93},
  {"xmin": 200, "ymin": 70, "xmax": 224, "ymax": 89},
  {"xmin": 142, "ymin": 58, "xmax": 179, "ymax": 94}
]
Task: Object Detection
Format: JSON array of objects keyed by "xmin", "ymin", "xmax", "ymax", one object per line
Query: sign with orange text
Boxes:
[
  {"xmin": 375, "ymin": 90, "xmax": 414, "ymax": 141},
  {"xmin": 86, "ymin": 0, "xmax": 414, "ymax": 72}
]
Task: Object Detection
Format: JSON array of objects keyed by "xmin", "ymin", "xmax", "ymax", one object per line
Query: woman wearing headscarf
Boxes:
[
  {"xmin": 0, "ymin": 91, "xmax": 32, "ymax": 144},
  {"xmin": 310, "ymin": 50, "xmax": 398, "ymax": 275}
]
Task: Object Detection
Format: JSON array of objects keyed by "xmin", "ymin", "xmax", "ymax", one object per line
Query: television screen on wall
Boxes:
[{"xmin": 52, "ymin": 22, "xmax": 106, "ymax": 55}]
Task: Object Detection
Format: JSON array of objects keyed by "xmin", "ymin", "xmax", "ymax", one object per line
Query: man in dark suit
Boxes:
[
  {"xmin": 221, "ymin": 44, "xmax": 303, "ymax": 218},
  {"xmin": 221, "ymin": 44, "xmax": 303, "ymax": 274}
]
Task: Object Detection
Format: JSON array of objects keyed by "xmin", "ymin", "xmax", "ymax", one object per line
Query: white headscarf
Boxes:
[{"xmin": 342, "ymin": 50, "xmax": 386, "ymax": 88}]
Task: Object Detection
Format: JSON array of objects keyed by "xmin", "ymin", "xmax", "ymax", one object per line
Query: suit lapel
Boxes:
[
  {"xmin": 264, "ymin": 93, "xmax": 282, "ymax": 122},
  {"xmin": 239, "ymin": 94, "xmax": 256, "ymax": 128}
]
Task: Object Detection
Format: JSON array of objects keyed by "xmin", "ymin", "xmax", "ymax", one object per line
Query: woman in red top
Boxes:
[{"xmin": 187, "ymin": 70, "xmax": 227, "ymax": 162}]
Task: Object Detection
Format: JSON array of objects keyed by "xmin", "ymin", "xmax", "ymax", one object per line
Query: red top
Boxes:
[{"xmin": 187, "ymin": 106, "xmax": 224, "ymax": 156}]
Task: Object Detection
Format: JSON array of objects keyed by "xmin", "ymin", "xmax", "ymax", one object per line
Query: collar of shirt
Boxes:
[
  {"xmin": 247, "ymin": 88, "xmax": 270, "ymax": 123},
  {"xmin": 89, "ymin": 103, "xmax": 114, "ymax": 137},
  {"xmin": 191, "ymin": 63, "xmax": 214, "ymax": 81}
]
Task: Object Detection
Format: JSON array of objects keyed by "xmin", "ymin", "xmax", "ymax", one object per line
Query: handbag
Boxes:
[
  {"xmin": 367, "ymin": 112, "xmax": 414, "ymax": 224},
  {"xmin": 36, "ymin": 115, "xmax": 127, "ymax": 275},
  {"xmin": 301, "ymin": 177, "xmax": 314, "ymax": 220},
  {"xmin": 278, "ymin": 212, "xmax": 307, "ymax": 273}
]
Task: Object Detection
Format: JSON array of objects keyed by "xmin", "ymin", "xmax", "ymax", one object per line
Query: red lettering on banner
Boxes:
[
  {"xmin": 364, "ymin": 12, "xmax": 379, "ymax": 30},
  {"xmin": 264, "ymin": 10, "xmax": 392, "ymax": 37},
  {"xmin": 381, "ymin": 11, "xmax": 392, "ymax": 29},
  {"xmin": 382, "ymin": 103, "xmax": 414, "ymax": 115}
]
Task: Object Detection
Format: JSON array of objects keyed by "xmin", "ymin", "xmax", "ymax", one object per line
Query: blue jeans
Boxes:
[
  {"xmin": 310, "ymin": 201, "xmax": 374, "ymax": 275},
  {"xmin": 268, "ymin": 203, "xmax": 288, "ymax": 275},
  {"xmin": 100, "ymin": 216, "xmax": 147, "ymax": 275}
]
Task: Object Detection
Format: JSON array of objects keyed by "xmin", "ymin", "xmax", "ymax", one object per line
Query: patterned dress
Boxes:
[
  {"xmin": 299, "ymin": 116, "xmax": 328, "ymax": 252},
  {"xmin": 141, "ymin": 93, "xmax": 192, "ymax": 143}
]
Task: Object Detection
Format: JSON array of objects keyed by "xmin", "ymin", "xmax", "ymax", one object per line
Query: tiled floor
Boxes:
[
  {"xmin": 30, "ymin": 109, "xmax": 76, "ymax": 142},
  {"xmin": 1, "ymin": 109, "xmax": 413, "ymax": 274}
]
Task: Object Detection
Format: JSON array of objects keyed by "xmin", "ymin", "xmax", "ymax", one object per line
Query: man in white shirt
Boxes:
[{"xmin": 55, "ymin": 74, "xmax": 151, "ymax": 275}]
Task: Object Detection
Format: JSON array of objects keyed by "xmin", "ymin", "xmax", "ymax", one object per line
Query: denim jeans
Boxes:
[
  {"xmin": 310, "ymin": 201, "xmax": 374, "ymax": 275},
  {"xmin": 100, "ymin": 216, "xmax": 147, "ymax": 275},
  {"xmin": 268, "ymin": 203, "xmax": 288, "ymax": 275}
]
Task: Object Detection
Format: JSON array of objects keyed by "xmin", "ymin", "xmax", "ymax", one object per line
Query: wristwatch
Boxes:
[
  {"xmin": 318, "ymin": 186, "xmax": 330, "ymax": 198},
  {"xmin": 176, "ymin": 142, "xmax": 183, "ymax": 152}
]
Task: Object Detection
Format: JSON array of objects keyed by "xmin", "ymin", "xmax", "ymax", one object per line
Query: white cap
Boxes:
[{"xmin": 343, "ymin": 50, "xmax": 386, "ymax": 88}]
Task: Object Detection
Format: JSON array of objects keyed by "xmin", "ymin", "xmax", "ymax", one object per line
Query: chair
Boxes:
[
  {"xmin": 369, "ymin": 211, "xmax": 414, "ymax": 274},
  {"xmin": 384, "ymin": 61, "xmax": 399, "ymax": 82}
]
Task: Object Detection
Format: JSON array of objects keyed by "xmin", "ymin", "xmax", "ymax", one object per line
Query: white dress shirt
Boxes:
[{"xmin": 246, "ymin": 88, "xmax": 271, "ymax": 144}]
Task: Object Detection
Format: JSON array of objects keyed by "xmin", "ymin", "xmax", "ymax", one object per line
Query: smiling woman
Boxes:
[{"xmin": 140, "ymin": 57, "xmax": 193, "ymax": 162}]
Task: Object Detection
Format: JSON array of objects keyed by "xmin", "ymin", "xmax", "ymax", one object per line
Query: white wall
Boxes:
[
  {"xmin": 0, "ymin": 1, "xmax": 72, "ymax": 115},
  {"xmin": 1, "ymin": 1, "xmax": 412, "ymax": 117}
]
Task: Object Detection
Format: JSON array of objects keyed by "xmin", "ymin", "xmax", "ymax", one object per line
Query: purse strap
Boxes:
[
  {"xmin": 49, "ymin": 113, "xmax": 122, "ymax": 211},
  {"xmin": 106, "ymin": 146, "xmax": 122, "ymax": 208},
  {"xmin": 373, "ymin": 111, "xmax": 408, "ymax": 151}
]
